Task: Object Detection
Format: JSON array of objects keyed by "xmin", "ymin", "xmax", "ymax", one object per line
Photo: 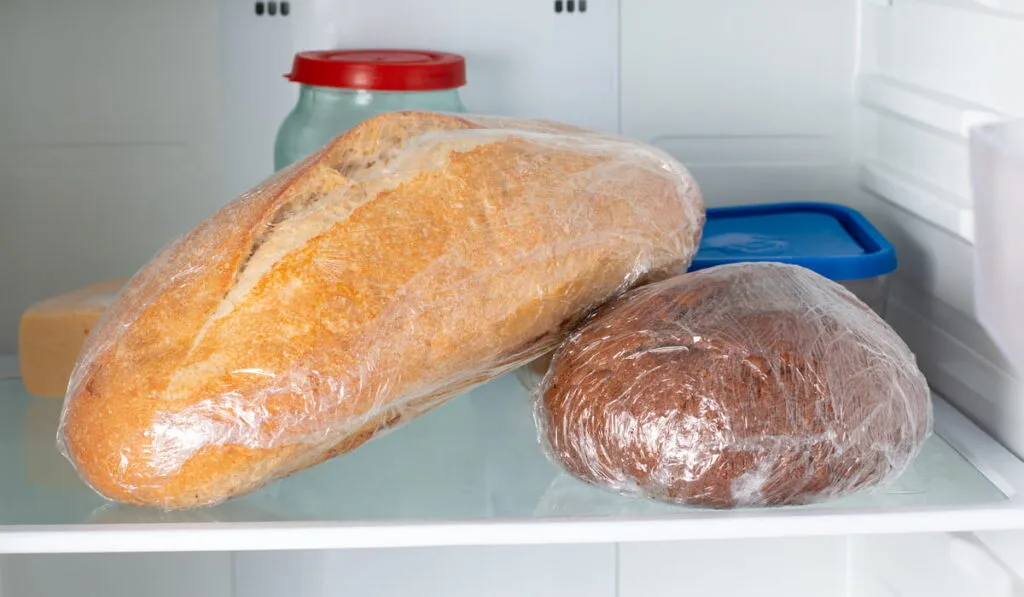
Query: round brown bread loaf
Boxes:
[{"xmin": 536, "ymin": 262, "xmax": 932, "ymax": 508}]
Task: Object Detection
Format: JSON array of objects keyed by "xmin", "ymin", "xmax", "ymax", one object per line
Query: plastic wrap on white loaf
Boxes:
[
  {"xmin": 57, "ymin": 111, "xmax": 704, "ymax": 509},
  {"xmin": 535, "ymin": 262, "xmax": 933, "ymax": 508}
]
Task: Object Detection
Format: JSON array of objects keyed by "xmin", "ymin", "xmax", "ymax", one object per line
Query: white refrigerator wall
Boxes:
[
  {"xmin": 621, "ymin": 0, "xmax": 860, "ymax": 211},
  {"xmin": 0, "ymin": 0, "xmax": 223, "ymax": 355},
  {"xmin": 4, "ymin": 536, "xmax": 1024, "ymax": 597},
  {"xmin": 856, "ymin": 0, "xmax": 1024, "ymax": 457},
  {"xmin": 1, "ymin": 542, "xmax": 841, "ymax": 597},
  {"xmin": 0, "ymin": 553, "xmax": 232, "ymax": 597}
]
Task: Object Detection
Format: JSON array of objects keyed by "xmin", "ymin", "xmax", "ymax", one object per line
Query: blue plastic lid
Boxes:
[{"xmin": 689, "ymin": 202, "xmax": 897, "ymax": 281}]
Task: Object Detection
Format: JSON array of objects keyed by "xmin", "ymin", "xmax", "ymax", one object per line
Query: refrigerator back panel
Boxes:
[
  {"xmin": 219, "ymin": 0, "xmax": 619, "ymax": 197},
  {"xmin": 620, "ymin": 0, "xmax": 859, "ymax": 211}
]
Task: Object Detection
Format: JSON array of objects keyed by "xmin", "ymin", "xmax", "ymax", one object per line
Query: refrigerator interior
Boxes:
[
  {"xmin": 1, "ymin": 0, "xmax": 1024, "ymax": 594},
  {"xmin": 3, "ymin": 534, "xmax": 1024, "ymax": 596}
]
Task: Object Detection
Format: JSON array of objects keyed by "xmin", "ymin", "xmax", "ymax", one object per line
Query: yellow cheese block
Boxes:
[{"xmin": 18, "ymin": 279, "xmax": 126, "ymax": 397}]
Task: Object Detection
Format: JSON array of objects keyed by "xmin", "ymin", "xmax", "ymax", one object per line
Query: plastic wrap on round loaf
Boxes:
[
  {"xmin": 534, "ymin": 262, "xmax": 933, "ymax": 508},
  {"xmin": 56, "ymin": 111, "xmax": 705, "ymax": 509}
]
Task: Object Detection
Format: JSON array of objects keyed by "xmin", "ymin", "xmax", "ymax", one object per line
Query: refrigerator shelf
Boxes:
[{"xmin": 1, "ymin": 368, "xmax": 1023, "ymax": 555}]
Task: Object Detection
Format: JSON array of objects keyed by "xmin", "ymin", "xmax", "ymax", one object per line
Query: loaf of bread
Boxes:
[
  {"xmin": 58, "ymin": 111, "xmax": 705, "ymax": 509},
  {"xmin": 536, "ymin": 263, "xmax": 932, "ymax": 508}
]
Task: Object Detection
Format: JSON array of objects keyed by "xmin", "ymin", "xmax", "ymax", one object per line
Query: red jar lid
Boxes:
[{"xmin": 285, "ymin": 49, "xmax": 466, "ymax": 91}]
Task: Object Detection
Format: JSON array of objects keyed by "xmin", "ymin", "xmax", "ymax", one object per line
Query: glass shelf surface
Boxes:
[{"xmin": 0, "ymin": 374, "xmax": 1007, "ymax": 528}]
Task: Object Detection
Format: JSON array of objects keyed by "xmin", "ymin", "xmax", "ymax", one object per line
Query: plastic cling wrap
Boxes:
[
  {"xmin": 57, "ymin": 111, "xmax": 705, "ymax": 509},
  {"xmin": 535, "ymin": 262, "xmax": 932, "ymax": 508}
]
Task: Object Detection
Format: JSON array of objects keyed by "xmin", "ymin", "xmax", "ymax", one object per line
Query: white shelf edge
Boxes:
[
  {"xmin": 858, "ymin": 74, "xmax": 1005, "ymax": 139},
  {"xmin": 860, "ymin": 160, "xmax": 975, "ymax": 241},
  {"xmin": 1, "ymin": 394, "xmax": 1023, "ymax": 555}
]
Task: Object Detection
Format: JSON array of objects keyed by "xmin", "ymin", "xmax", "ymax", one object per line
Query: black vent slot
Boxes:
[
  {"xmin": 255, "ymin": 1, "xmax": 289, "ymax": 16},
  {"xmin": 555, "ymin": 0, "xmax": 585, "ymax": 13}
]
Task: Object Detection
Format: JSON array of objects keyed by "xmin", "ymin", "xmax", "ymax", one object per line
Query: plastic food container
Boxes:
[
  {"xmin": 970, "ymin": 120, "xmax": 1024, "ymax": 374},
  {"xmin": 517, "ymin": 201, "xmax": 898, "ymax": 392},
  {"xmin": 274, "ymin": 49, "xmax": 468, "ymax": 170},
  {"xmin": 689, "ymin": 202, "xmax": 898, "ymax": 316}
]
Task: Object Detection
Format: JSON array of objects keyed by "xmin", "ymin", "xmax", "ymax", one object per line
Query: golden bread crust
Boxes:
[{"xmin": 60, "ymin": 112, "xmax": 704, "ymax": 508}]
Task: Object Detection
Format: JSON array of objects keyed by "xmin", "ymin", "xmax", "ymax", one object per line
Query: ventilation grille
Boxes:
[
  {"xmin": 255, "ymin": 1, "xmax": 290, "ymax": 16},
  {"xmin": 554, "ymin": 0, "xmax": 587, "ymax": 13}
]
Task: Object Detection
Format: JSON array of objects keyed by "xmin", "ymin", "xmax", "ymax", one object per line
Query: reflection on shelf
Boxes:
[{"xmin": 0, "ymin": 374, "xmax": 1007, "ymax": 528}]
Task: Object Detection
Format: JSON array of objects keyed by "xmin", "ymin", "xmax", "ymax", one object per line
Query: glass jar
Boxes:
[{"xmin": 275, "ymin": 49, "xmax": 468, "ymax": 171}]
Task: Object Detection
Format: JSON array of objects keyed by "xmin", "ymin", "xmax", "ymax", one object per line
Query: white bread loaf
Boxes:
[{"xmin": 58, "ymin": 111, "xmax": 705, "ymax": 509}]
